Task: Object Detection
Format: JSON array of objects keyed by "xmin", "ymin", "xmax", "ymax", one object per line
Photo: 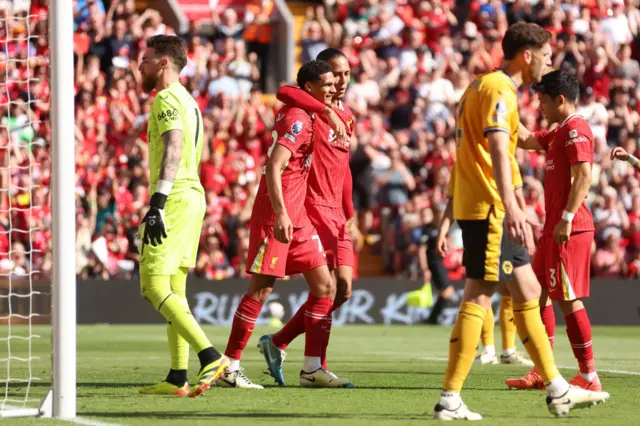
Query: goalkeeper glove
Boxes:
[{"xmin": 142, "ymin": 193, "xmax": 168, "ymax": 246}]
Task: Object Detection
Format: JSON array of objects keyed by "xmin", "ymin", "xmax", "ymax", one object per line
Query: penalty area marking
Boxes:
[{"xmin": 420, "ymin": 356, "xmax": 640, "ymax": 376}]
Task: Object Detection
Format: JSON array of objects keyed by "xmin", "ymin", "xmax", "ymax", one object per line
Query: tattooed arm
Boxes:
[{"xmin": 159, "ymin": 129, "xmax": 183, "ymax": 185}]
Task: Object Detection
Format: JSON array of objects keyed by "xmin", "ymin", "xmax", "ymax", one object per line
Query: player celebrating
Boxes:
[
  {"xmin": 506, "ymin": 70, "xmax": 602, "ymax": 391},
  {"xmin": 135, "ymin": 35, "xmax": 228, "ymax": 398},
  {"xmin": 220, "ymin": 60, "xmax": 352, "ymax": 389},
  {"xmin": 432, "ymin": 23, "xmax": 609, "ymax": 421},
  {"xmin": 257, "ymin": 48, "xmax": 355, "ymax": 385}
]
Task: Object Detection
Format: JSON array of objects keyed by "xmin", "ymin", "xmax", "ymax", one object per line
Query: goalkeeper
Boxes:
[{"xmin": 136, "ymin": 35, "xmax": 228, "ymax": 398}]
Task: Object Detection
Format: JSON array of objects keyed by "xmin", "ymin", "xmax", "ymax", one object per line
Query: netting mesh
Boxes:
[{"xmin": 0, "ymin": 0, "xmax": 50, "ymax": 412}]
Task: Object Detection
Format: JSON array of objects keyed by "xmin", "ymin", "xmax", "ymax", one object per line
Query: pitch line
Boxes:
[
  {"xmin": 2, "ymin": 405, "xmax": 123, "ymax": 425},
  {"xmin": 65, "ymin": 417, "xmax": 123, "ymax": 426},
  {"xmin": 420, "ymin": 356, "xmax": 640, "ymax": 376}
]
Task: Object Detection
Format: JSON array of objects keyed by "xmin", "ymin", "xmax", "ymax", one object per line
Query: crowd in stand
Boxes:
[{"xmin": 0, "ymin": 0, "xmax": 639, "ymax": 282}]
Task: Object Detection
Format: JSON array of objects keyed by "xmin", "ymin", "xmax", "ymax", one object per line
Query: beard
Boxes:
[{"xmin": 141, "ymin": 75, "xmax": 157, "ymax": 93}]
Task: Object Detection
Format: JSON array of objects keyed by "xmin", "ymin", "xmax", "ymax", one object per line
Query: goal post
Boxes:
[
  {"xmin": 50, "ymin": 0, "xmax": 77, "ymax": 419},
  {"xmin": 0, "ymin": 0, "xmax": 76, "ymax": 418}
]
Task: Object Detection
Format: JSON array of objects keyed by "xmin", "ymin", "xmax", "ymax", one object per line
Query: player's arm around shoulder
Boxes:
[
  {"xmin": 274, "ymin": 107, "xmax": 313, "ymax": 153},
  {"xmin": 517, "ymin": 122, "xmax": 544, "ymax": 151}
]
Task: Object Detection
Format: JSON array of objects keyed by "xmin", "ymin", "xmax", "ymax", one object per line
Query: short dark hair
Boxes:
[
  {"xmin": 502, "ymin": 22, "xmax": 551, "ymax": 60},
  {"xmin": 533, "ymin": 70, "xmax": 580, "ymax": 104},
  {"xmin": 296, "ymin": 60, "xmax": 333, "ymax": 88},
  {"xmin": 147, "ymin": 35, "xmax": 188, "ymax": 72},
  {"xmin": 316, "ymin": 48, "xmax": 347, "ymax": 63}
]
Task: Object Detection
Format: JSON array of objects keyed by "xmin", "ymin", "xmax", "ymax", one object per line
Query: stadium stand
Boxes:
[{"xmin": 1, "ymin": 0, "xmax": 639, "ymax": 281}]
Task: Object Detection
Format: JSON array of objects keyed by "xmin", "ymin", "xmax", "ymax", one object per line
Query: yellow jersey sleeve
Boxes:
[
  {"xmin": 512, "ymin": 155, "xmax": 522, "ymax": 189},
  {"xmin": 480, "ymin": 82, "xmax": 517, "ymax": 136},
  {"xmin": 151, "ymin": 92, "xmax": 184, "ymax": 136},
  {"xmin": 447, "ymin": 164, "xmax": 456, "ymax": 199}
]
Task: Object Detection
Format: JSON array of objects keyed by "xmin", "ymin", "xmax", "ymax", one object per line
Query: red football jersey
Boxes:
[
  {"xmin": 535, "ymin": 114, "xmax": 594, "ymax": 236},
  {"xmin": 252, "ymin": 106, "xmax": 314, "ymax": 228},
  {"xmin": 306, "ymin": 101, "xmax": 354, "ymax": 209}
]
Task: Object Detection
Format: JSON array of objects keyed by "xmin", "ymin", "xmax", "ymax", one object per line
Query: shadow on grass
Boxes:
[{"xmin": 81, "ymin": 411, "xmax": 427, "ymax": 420}]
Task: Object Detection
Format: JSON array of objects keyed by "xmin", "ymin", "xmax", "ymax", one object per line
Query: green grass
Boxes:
[{"xmin": 1, "ymin": 325, "xmax": 640, "ymax": 425}]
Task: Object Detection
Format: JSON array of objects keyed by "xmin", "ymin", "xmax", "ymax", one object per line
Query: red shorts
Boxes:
[
  {"xmin": 306, "ymin": 204, "xmax": 354, "ymax": 269},
  {"xmin": 532, "ymin": 231, "xmax": 593, "ymax": 301},
  {"xmin": 246, "ymin": 221, "xmax": 328, "ymax": 278}
]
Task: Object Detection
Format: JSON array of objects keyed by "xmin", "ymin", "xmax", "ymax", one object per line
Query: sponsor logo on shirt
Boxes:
[
  {"xmin": 569, "ymin": 129, "xmax": 578, "ymax": 138},
  {"xmin": 567, "ymin": 135, "xmax": 588, "ymax": 146},
  {"xmin": 546, "ymin": 159, "xmax": 554, "ymax": 171},
  {"xmin": 158, "ymin": 108, "xmax": 178, "ymax": 122},
  {"xmin": 291, "ymin": 121, "xmax": 304, "ymax": 135}
]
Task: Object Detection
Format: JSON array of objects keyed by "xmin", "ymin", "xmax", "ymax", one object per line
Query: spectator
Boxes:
[
  {"xmin": 2, "ymin": 1, "xmax": 639, "ymax": 282},
  {"xmin": 593, "ymin": 232, "xmax": 627, "ymax": 277}
]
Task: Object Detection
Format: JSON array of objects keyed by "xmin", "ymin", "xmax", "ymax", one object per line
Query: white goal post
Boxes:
[
  {"xmin": 50, "ymin": 0, "xmax": 77, "ymax": 419},
  {"xmin": 0, "ymin": 0, "xmax": 76, "ymax": 419}
]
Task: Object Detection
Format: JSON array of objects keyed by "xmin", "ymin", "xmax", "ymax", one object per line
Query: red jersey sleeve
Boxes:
[
  {"xmin": 564, "ymin": 120, "xmax": 594, "ymax": 165},
  {"xmin": 273, "ymin": 108, "xmax": 312, "ymax": 155},
  {"xmin": 276, "ymin": 86, "xmax": 325, "ymax": 114},
  {"xmin": 342, "ymin": 167, "xmax": 354, "ymax": 218},
  {"xmin": 534, "ymin": 129, "xmax": 554, "ymax": 151}
]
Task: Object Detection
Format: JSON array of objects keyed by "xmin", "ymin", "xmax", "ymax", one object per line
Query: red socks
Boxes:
[
  {"xmin": 224, "ymin": 295, "xmax": 263, "ymax": 360},
  {"xmin": 565, "ymin": 308, "xmax": 596, "ymax": 374},
  {"xmin": 272, "ymin": 301, "xmax": 306, "ymax": 350},
  {"xmin": 272, "ymin": 299, "xmax": 346, "ymax": 351},
  {"xmin": 320, "ymin": 300, "xmax": 344, "ymax": 368},
  {"xmin": 304, "ymin": 295, "xmax": 333, "ymax": 357},
  {"xmin": 540, "ymin": 303, "xmax": 556, "ymax": 349}
]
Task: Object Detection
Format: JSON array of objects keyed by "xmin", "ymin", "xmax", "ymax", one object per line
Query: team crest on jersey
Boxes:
[
  {"xmin": 502, "ymin": 260, "xmax": 513, "ymax": 275},
  {"xmin": 291, "ymin": 121, "xmax": 303, "ymax": 135},
  {"xmin": 269, "ymin": 257, "xmax": 278, "ymax": 270}
]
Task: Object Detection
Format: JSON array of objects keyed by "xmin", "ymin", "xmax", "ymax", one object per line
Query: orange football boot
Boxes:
[{"xmin": 505, "ymin": 368, "xmax": 546, "ymax": 390}]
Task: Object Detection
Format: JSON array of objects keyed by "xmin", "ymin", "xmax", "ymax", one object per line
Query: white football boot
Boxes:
[
  {"xmin": 474, "ymin": 348, "xmax": 499, "ymax": 365},
  {"xmin": 216, "ymin": 369, "xmax": 264, "ymax": 389},
  {"xmin": 500, "ymin": 351, "xmax": 534, "ymax": 367},
  {"xmin": 433, "ymin": 400, "xmax": 483, "ymax": 421},
  {"xmin": 546, "ymin": 385, "xmax": 609, "ymax": 417},
  {"xmin": 299, "ymin": 368, "xmax": 354, "ymax": 388}
]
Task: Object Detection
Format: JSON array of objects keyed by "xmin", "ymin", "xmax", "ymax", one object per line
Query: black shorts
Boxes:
[
  {"xmin": 458, "ymin": 208, "xmax": 529, "ymax": 282},
  {"xmin": 427, "ymin": 253, "xmax": 449, "ymax": 290}
]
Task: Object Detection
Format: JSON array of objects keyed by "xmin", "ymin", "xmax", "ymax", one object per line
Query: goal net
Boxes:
[{"xmin": 0, "ymin": 0, "xmax": 75, "ymax": 419}]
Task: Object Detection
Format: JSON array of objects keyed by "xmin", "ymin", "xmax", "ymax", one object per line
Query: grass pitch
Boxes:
[{"xmin": 1, "ymin": 324, "xmax": 639, "ymax": 425}]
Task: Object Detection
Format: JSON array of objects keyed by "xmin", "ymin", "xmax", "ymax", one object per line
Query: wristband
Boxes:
[
  {"xmin": 561, "ymin": 210, "xmax": 575, "ymax": 223},
  {"xmin": 156, "ymin": 179, "xmax": 173, "ymax": 196},
  {"xmin": 150, "ymin": 192, "xmax": 167, "ymax": 210},
  {"xmin": 629, "ymin": 155, "xmax": 639, "ymax": 166}
]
